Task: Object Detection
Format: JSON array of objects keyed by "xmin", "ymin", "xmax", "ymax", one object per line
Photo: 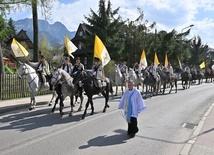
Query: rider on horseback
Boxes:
[
  {"xmin": 62, "ymin": 57, "xmax": 73, "ymax": 76},
  {"xmin": 28, "ymin": 55, "xmax": 51, "ymax": 86},
  {"xmin": 92, "ymin": 57, "xmax": 105, "ymax": 90},
  {"xmin": 71, "ymin": 57, "xmax": 84, "ymax": 76},
  {"xmin": 133, "ymin": 62, "xmax": 140, "ymax": 79},
  {"xmin": 148, "ymin": 62, "xmax": 158, "ymax": 81},
  {"xmin": 120, "ymin": 61, "xmax": 128, "ymax": 82}
]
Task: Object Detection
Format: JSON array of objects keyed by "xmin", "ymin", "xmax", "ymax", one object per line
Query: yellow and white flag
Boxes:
[
  {"xmin": 199, "ymin": 61, "xmax": 205, "ymax": 69},
  {"xmin": 94, "ymin": 35, "xmax": 111, "ymax": 67},
  {"xmin": 177, "ymin": 57, "xmax": 182, "ymax": 70},
  {"xmin": 154, "ymin": 52, "xmax": 160, "ymax": 66},
  {"xmin": 65, "ymin": 36, "xmax": 77, "ymax": 58},
  {"xmin": 11, "ymin": 38, "xmax": 29, "ymax": 57},
  {"xmin": 140, "ymin": 49, "xmax": 147, "ymax": 68},
  {"xmin": 164, "ymin": 53, "xmax": 169, "ymax": 67}
]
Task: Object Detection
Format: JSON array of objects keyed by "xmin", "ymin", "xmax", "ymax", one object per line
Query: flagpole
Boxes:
[{"xmin": 15, "ymin": 40, "xmax": 30, "ymax": 63}]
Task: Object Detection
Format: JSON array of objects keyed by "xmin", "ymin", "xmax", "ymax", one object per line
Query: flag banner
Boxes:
[
  {"xmin": 140, "ymin": 49, "xmax": 147, "ymax": 68},
  {"xmin": 177, "ymin": 57, "xmax": 182, "ymax": 70},
  {"xmin": 164, "ymin": 53, "xmax": 169, "ymax": 67},
  {"xmin": 11, "ymin": 38, "xmax": 29, "ymax": 57},
  {"xmin": 94, "ymin": 35, "xmax": 111, "ymax": 67},
  {"xmin": 199, "ymin": 61, "xmax": 205, "ymax": 69},
  {"xmin": 154, "ymin": 52, "xmax": 160, "ymax": 66},
  {"xmin": 65, "ymin": 36, "xmax": 77, "ymax": 58}
]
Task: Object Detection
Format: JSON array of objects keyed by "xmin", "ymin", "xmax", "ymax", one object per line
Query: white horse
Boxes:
[
  {"xmin": 51, "ymin": 68, "xmax": 83, "ymax": 116},
  {"xmin": 18, "ymin": 62, "xmax": 50, "ymax": 110},
  {"xmin": 114, "ymin": 64, "xmax": 127, "ymax": 95},
  {"xmin": 128, "ymin": 68, "xmax": 144, "ymax": 91}
]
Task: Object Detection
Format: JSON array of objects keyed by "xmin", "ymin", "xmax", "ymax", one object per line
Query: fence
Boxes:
[{"xmin": 0, "ymin": 74, "xmax": 52, "ymax": 100}]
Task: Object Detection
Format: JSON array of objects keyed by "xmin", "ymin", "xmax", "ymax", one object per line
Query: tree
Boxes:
[
  {"xmin": 84, "ymin": 0, "xmax": 124, "ymax": 60},
  {"xmin": 7, "ymin": 18, "xmax": 16, "ymax": 38},
  {"xmin": 39, "ymin": 35, "xmax": 51, "ymax": 61},
  {"xmin": 189, "ymin": 36, "xmax": 209, "ymax": 68},
  {"xmin": 0, "ymin": 0, "xmax": 56, "ymax": 61}
]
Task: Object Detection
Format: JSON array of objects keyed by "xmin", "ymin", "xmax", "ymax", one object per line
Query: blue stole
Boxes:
[{"xmin": 127, "ymin": 90, "xmax": 135, "ymax": 123}]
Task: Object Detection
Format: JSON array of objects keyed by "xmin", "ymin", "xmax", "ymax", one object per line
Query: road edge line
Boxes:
[{"xmin": 179, "ymin": 102, "xmax": 214, "ymax": 155}]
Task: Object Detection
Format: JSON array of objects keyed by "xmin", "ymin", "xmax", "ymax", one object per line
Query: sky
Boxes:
[{"xmin": 7, "ymin": 0, "xmax": 214, "ymax": 48}]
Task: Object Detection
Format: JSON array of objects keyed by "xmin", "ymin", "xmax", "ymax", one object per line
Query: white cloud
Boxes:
[{"xmin": 6, "ymin": 0, "xmax": 214, "ymax": 48}]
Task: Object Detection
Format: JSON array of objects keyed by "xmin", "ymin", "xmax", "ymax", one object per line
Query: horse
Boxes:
[
  {"xmin": 181, "ymin": 71, "xmax": 192, "ymax": 89},
  {"xmin": 114, "ymin": 64, "xmax": 127, "ymax": 95},
  {"xmin": 18, "ymin": 62, "xmax": 51, "ymax": 110},
  {"xmin": 51, "ymin": 68, "xmax": 83, "ymax": 116},
  {"xmin": 156, "ymin": 68, "xmax": 177, "ymax": 94},
  {"xmin": 204, "ymin": 68, "xmax": 214, "ymax": 82},
  {"xmin": 197, "ymin": 70, "xmax": 204, "ymax": 84},
  {"xmin": 141, "ymin": 68, "xmax": 158, "ymax": 98},
  {"xmin": 72, "ymin": 70, "xmax": 113, "ymax": 119},
  {"xmin": 128, "ymin": 68, "xmax": 143, "ymax": 91}
]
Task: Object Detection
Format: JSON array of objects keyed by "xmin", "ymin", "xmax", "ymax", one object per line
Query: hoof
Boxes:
[
  {"xmin": 78, "ymin": 108, "xmax": 82, "ymax": 111},
  {"xmin": 69, "ymin": 112, "xmax": 73, "ymax": 116},
  {"xmin": 81, "ymin": 115, "xmax": 85, "ymax": 119},
  {"xmin": 48, "ymin": 103, "xmax": 52, "ymax": 106},
  {"xmin": 114, "ymin": 94, "xmax": 117, "ymax": 96},
  {"xmin": 60, "ymin": 112, "xmax": 64, "ymax": 116},
  {"xmin": 29, "ymin": 107, "xmax": 34, "ymax": 111},
  {"xmin": 90, "ymin": 112, "xmax": 94, "ymax": 115},
  {"xmin": 103, "ymin": 109, "xmax": 106, "ymax": 113}
]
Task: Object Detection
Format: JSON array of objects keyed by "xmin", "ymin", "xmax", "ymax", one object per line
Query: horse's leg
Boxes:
[
  {"xmin": 78, "ymin": 94, "xmax": 84, "ymax": 111},
  {"xmin": 49, "ymin": 91, "xmax": 56, "ymax": 106},
  {"xmin": 51, "ymin": 95, "xmax": 59, "ymax": 113},
  {"xmin": 168, "ymin": 82, "xmax": 173, "ymax": 94},
  {"xmin": 69, "ymin": 95, "xmax": 74, "ymax": 116},
  {"xmin": 115, "ymin": 83, "xmax": 118, "ymax": 96},
  {"xmin": 82, "ymin": 99, "xmax": 90, "ymax": 119},
  {"xmin": 90, "ymin": 98, "xmax": 95, "ymax": 115},
  {"xmin": 59, "ymin": 95, "xmax": 65, "ymax": 116},
  {"xmin": 101, "ymin": 90, "xmax": 110, "ymax": 113},
  {"xmin": 29, "ymin": 93, "xmax": 34, "ymax": 110}
]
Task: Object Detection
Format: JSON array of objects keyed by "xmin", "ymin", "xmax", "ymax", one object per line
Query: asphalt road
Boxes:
[{"xmin": 0, "ymin": 83, "xmax": 214, "ymax": 155}]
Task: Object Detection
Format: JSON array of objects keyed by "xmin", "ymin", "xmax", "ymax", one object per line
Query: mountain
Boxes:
[{"xmin": 14, "ymin": 18, "xmax": 76, "ymax": 47}]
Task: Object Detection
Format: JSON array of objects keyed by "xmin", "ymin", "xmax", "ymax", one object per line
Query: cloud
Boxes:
[{"xmin": 6, "ymin": 0, "xmax": 214, "ymax": 48}]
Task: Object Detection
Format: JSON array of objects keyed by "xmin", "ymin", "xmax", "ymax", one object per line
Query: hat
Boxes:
[
  {"xmin": 65, "ymin": 57, "xmax": 69, "ymax": 60},
  {"xmin": 40, "ymin": 55, "xmax": 45, "ymax": 59},
  {"xmin": 94, "ymin": 57, "xmax": 100, "ymax": 62},
  {"xmin": 76, "ymin": 57, "xmax": 80, "ymax": 60}
]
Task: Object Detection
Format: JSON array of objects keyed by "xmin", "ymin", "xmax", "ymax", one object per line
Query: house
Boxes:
[{"xmin": 70, "ymin": 23, "xmax": 93, "ymax": 69}]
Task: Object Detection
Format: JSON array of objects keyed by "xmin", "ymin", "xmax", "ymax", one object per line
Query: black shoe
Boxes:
[{"xmin": 130, "ymin": 133, "xmax": 135, "ymax": 138}]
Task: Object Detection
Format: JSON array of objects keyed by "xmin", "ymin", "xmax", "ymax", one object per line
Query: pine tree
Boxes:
[{"xmin": 84, "ymin": 0, "xmax": 124, "ymax": 59}]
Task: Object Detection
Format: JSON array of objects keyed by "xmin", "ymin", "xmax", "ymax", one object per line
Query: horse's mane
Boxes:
[{"xmin": 22, "ymin": 63, "xmax": 35, "ymax": 72}]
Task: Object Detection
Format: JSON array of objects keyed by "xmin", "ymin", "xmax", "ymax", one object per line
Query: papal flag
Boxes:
[
  {"xmin": 199, "ymin": 61, "xmax": 205, "ymax": 69},
  {"xmin": 164, "ymin": 53, "xmax": 169, "ymax": 67},
  {"xmin": 177, "ymin": 57, "xmax": 182, "ymax": 70},
  {"xmin": 154, "ymin": 52, "xmax": 160, "ymax": 66},
  {"xmin": 11, "ymin": 38, "xmax": 29, "ymax": 57},
  {"xmin": 94, "ymin": 35, "xmax": 111, "ymax": 67},
  {"xmin": 140, "ymin": 49, "xmax": 147, "ymax": 68},
  {"xmin": 65, "ymin": 36, "xmax": 77, "ymax": 58}
]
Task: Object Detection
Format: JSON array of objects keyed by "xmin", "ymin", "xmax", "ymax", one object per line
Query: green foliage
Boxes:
[
  {"xmin": 84, "ymin": 0, "xmax": 124, "ymax": 59},
  {"xmin": 104, "ymin": 60, "xmax": 115, "ymax": 80}
]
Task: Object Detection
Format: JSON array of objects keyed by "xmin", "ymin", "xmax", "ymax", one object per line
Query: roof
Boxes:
[{"xmin": 73, "ymin": 49, "xmax": 92, "ymax": 55}]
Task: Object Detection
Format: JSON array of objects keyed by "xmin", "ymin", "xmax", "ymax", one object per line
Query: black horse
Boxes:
[
  {"xmin": 181, "ymin": 71, "xmax": 192, "ymax": 89},
  {"xmin": 73, "ymin": 71, "xmax": 114, "ymax": 119},
  {"xmin": 156, "ymin": 68, "xmax": 177, "ymax": 94},
  {"xmin": 204, "ymin": 68, "xmax": 213, "ymax": 82},
  {"xmin": 142, "ymin": 68, "xmax": 158, "ymax": 98}
]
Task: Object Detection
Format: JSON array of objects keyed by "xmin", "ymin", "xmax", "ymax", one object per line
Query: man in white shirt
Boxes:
[{"xmin": 62, "ymin": 57, "xmax": 73, "ymax": 76}]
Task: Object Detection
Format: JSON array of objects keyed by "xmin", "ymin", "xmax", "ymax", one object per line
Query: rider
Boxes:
[
  {"xmin": 133, "ymin": 62, "xmax": 140, "ymax": 79},
  {"xmin": 120, "ymin": 61, "xmax": 128, "ymax": 82},
  {"xmin": 92, "ymin": 57, "xmax": 105, "ymax": 90},
  {"xmin": 28, "ymin": 55, "xmax": 51, "ymax": 86},
  {"xmin": 148, "ymin": 61, "xmax": 157, "ymax": 81},
  {"xmin": 62, "ymin": 57, "xmax": 73, "ymax": 76},
  {"xmin": 71, "ymin": 57, "xmax": 84, "ymax": 77}
]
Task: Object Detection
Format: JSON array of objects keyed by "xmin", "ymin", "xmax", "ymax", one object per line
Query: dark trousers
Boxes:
[{"xmin": 127, "ymin": 117, "xmax": 139, "ymax": 135}]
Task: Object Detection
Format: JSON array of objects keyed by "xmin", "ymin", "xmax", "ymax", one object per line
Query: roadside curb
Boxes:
[{"xmin": 179, "ymin": 102, "xmax": 214, "ymax": 155}]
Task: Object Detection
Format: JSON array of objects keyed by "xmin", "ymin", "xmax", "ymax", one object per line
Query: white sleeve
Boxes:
[{"xmin": 29, "ymin": 62, "xmax": 39, "ymax": 67}]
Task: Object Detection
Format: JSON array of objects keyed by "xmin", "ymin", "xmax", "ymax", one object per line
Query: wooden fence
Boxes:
[{"xmin": 0, "ymin": 74, "xmax": 52, "ymax": 100}]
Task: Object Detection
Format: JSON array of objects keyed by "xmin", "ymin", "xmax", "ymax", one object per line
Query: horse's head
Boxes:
[
  {"xmin": 72, "ymin": 70, "xmax": 85, "ymax": 85},
  {"xmin": 51, "ymin": 68, "xmax": 62, "ymax": 86},
  {"xmin": 18, "ymin": 62, "xmax": 30, "ymax": 79}
]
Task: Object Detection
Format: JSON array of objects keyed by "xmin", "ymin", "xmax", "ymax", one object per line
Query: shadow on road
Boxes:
[{"xmin": 79, "ymin": 129, "xmax": 129, "ymax": 149}]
